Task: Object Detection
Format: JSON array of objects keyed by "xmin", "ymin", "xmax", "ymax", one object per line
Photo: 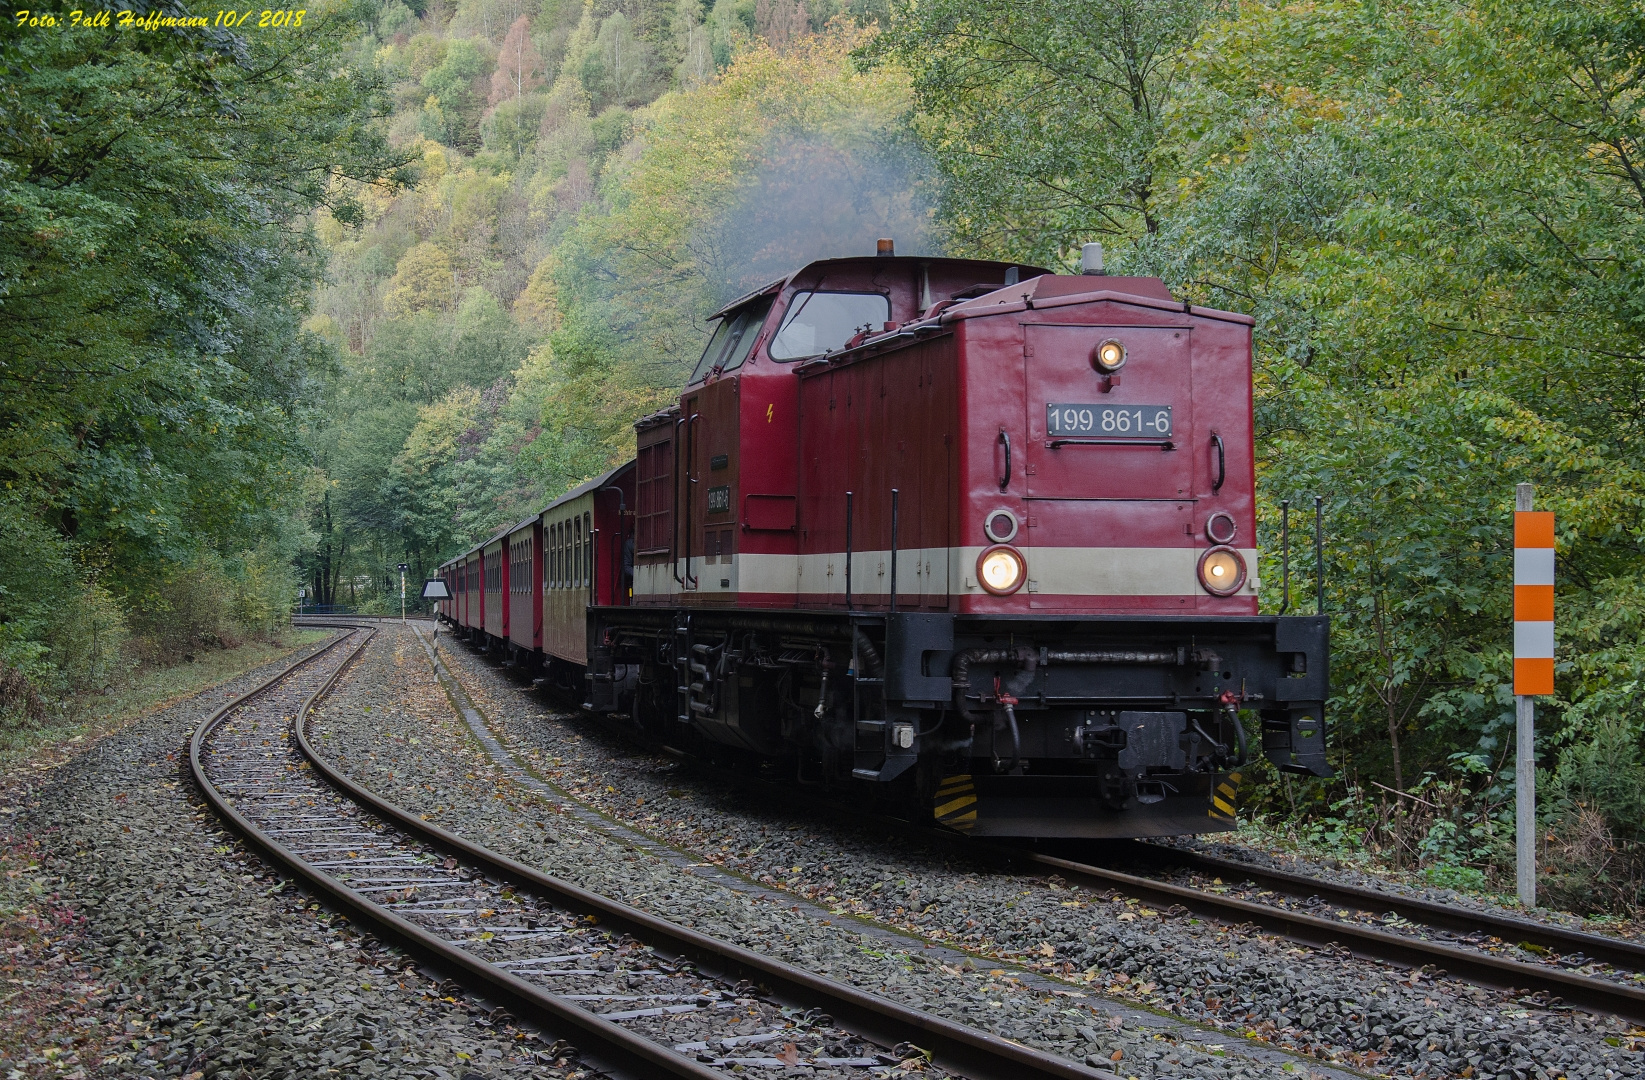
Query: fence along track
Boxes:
[{"xmin": 192, "ymin": 625, "xmax": 1115, "ymax": 1080}]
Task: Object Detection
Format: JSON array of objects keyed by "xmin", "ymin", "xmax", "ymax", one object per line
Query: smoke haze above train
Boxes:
[{"xmin": 695, "ymin": 133, "xmax": 943, "ymax": 301}]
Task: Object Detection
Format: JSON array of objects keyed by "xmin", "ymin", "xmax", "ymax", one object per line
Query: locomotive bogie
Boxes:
[{"xmin": 581, "ymin": 606, "xmax": 1326, "ymax": 837}]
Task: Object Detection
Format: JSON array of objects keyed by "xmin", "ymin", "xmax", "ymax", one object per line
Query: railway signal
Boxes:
[
  {"xmin": 421, "ymin": 578, "xmax": 449, "ymax": 639},
  {"xmin": 1514, "ymin": 483, "xmax": 1553, "ymax": 907}
]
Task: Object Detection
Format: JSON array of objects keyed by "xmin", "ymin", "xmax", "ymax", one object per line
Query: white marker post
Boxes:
[
  {"xmin": 398, "ymin": 561, "xmax": 409, "ymax": 624},
  {"xmin": 1513, "ymin": 485, "xmax": 1554, "ymax": 908}
]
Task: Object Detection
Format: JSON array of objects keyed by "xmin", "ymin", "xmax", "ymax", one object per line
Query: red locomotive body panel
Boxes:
[
  {"xmin": 938, "ymin": 277, "xmax": 1260, "ymax": 616},
  {"xmin": 795, "ymin": 333, "xmax": 958, "ymax": 609},
  {"xmin": 440, "ymin": 253, "xmax": 1329, "ymax": 840},
  {"xmin": 631, "ymin": 256, "xmax": 1029, "ymax": 610}
]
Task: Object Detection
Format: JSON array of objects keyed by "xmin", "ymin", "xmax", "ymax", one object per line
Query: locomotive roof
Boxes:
[
  {"xmin": 942, "ymin": 273, "xmax": 1255, "ymax": 325},
  {"xmin": 798, "ymin": 272, "xmax": 1256, "ymax": 373},
  {"xmin": 705, "ymin": 256, "xmax": 1054, "ymax": 321}
]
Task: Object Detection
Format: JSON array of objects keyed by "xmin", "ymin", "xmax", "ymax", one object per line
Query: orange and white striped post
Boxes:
[{"xmin": 1513, "ymin": 484, "xmax": 1553, "ymax": 907}]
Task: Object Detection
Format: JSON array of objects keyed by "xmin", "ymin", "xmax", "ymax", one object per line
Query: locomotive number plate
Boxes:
[{"xmin": 1047, "ymin": 403, "xmax": 1172, "ymax": 439}]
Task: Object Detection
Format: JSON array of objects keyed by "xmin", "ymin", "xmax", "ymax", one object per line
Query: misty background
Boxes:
[{"xmin": 695, "ymin": 133, "xmax": 942, "ymax": 300}]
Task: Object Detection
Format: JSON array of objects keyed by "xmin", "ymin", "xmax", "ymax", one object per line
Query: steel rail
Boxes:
[
  {"xmin": 1115, "ymin": 841, "xmax": 1645, "ymax": 973},
  {"xmin": 195, "ymin": 626, "xmax": 726, "ymax": 1080},
  {"xmin": 196, "ymin": 624, "xmax": 1117, "ymax": 1080},
  {"xmin": 1025, "ymin": 851, "xmax": 1645, "ymax": 1021},
  {"xmin": 445, "ymin": 628, "xmax": 1645, "ymax": 1021}
]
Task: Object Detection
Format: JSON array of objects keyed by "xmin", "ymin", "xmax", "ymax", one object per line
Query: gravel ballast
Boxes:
[
  {"xmin": 301, "ymin": 624, "xmax": 1638, "ymax": 1080},
  {"xmin": 436, "ymin": 628, "xmax": 1644, "ymax": 1080},
  {"xmin": 0, "ymin": 631, "xmax": 574, "ymax": 1080}
]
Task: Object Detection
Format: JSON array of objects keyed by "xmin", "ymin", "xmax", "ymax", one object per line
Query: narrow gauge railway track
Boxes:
[
  {"xmin": 1024, "ymin": 846, "xmax": 1645, "ymax": 1022},
  {"xmin": 190, "ymin": 625, "xmax": 1114, "ymax": 1080},
  {"xmin": 458, "ymin": 643, "xmax": 1645, "ymax": 1030},
  {"xmin": 1112, "ymin": 840, "xmax": 1645, "ymax": 972},
  {"xmin": 434, "ymin": 630, "xmax": 1645, "ymax": 1024}
]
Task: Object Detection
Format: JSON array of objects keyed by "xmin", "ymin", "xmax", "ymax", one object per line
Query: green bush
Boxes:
[
  {"xmin": 1421, "ymin": 863, "xmax": 1488, "ymax": 891},
  {"xmin": 1551, "ymin": 719, "xmax": 1645, "ymax": 843},
  {"xmin": 43, "ymin": 580, "xmax": 131, "ymax": 695},
  {"xmin": 127, "ymin": 547, "xmax": 297, "ymax": 662},
  {"xmin": 231, "ymin": 543, "xmax": 299, "ymax": 639},
  {"xmin": 1541, "ymin": 720, "xmax": 1645, "ymax": 911}
]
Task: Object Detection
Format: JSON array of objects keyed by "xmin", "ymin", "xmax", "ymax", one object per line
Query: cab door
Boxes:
[{"xmin": 680, "ymin": 376, "xmax": 740, "ymax": 601}]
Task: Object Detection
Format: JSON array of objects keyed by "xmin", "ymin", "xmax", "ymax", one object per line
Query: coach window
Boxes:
[
  {"xmin": 768, "ymin": 292, "xmax": 890, "ymax": 360},
  {"xmin": 584, "ymin": 512, "xmax": 593, "ymax": 585}
]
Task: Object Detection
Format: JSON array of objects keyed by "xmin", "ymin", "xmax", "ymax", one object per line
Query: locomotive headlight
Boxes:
[
  {"xmin": 1197, "ymin": 545, "xmax": 1247, "ymax": 597},
  {"xmin": 978, "ymin": 544, "xmax": 1026, "ymax": 595},
  {"xmin": 1093, "ymin": 338, "xmax": 1127, "ymax": 373}
]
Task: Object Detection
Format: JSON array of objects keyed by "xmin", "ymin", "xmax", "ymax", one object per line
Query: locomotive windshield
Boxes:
[
  {"xmin": 769, "ymin": 291, "xmax": 890, "ymax": 360},
  {"xmin": 688, "ymin": 298, "xmax": 773, "ymax": 383}
]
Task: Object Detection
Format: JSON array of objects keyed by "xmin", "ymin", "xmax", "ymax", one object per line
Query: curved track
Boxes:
[
  {"xmin": 191, "ymin": 625, "xmax": 1114, "ymax": 1080},
  {"xmin": 1023, "ymin": 846, "xmax": 1645, "ymax": 1020},
  {"xmin": 428, "ymin": 619, "xmax": 1645, "ymax": 1023}
]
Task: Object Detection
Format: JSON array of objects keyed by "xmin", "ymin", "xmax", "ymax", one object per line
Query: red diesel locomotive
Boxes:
[{"xmin": 437, "ymin": 244, "xmax": 1330, "ymax": 838}]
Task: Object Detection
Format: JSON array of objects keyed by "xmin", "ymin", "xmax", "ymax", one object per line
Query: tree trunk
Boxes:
[{"xmin": 1386, "ymin": 707, "xmax": 1404, "ymax": 793}]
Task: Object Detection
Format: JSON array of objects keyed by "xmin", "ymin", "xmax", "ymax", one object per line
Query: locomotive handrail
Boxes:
[
  {"xmin": 686, "ymin": 411, "xmax": 700, "ymax": 588},
  {"xmin": 671, "ymin": 414, "xmax": 685, "ymax": 587},
  {"xmin": 844, "ymin": 490, "xmax": 854, "ymax": 612},
  {"xmin": 1211, "ymin": 432, "xmax": 1226, "ymax": 491},
  {"xmin": 997, "ymin": 428, "xmax": 1011, "ymax": 490}
]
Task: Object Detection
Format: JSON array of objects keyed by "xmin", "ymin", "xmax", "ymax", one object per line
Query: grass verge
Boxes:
[{"xmin": 0, "ymin": 629, "xmax": 330, "ymax": 778}]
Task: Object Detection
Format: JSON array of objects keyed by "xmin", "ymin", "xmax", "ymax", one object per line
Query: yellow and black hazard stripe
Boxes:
[
  {"xmin": 1209, "ymin": 771, "xmax": 1243, "ymax": 821},
  {"xmin": 933, "ymin": 774, "xmax": 978, "ymax": 831}
]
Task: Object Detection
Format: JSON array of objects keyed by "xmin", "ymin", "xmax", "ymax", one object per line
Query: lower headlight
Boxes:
[
  {"xmin": 1197, "ymin": 545, "xmax": 1247, "ymax": 596},
  {"xmin": 977, "ymin": 544, "xmax": 1026, "ymax": 595}
]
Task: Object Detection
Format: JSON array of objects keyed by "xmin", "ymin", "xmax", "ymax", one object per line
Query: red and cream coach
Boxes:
[{"xmin": 437, "ymin": 243, "xmax": 1329, "ymax": 838}]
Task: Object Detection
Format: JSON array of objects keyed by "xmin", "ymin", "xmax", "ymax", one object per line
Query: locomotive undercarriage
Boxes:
[{"xmin": 586, "ymin": 609, "xmax": 1330, "ymax": 840}]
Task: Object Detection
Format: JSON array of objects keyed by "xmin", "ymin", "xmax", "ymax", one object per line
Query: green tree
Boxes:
[
  {"xmin": 422, "ymin": 37, "xmax": 491, "ymax": 148},
  {"xmin": 0, "ymin": 0, "xmax": 411, "ymax": 666},
  {"xmin": 868, "ymin": 0, "xmax": 1214, "ymax": 265}
]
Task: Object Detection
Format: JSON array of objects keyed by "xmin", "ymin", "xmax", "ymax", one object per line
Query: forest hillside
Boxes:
[{"xmin": 5, "ymin": 0, "xmax": 1645, "ymax": 911}]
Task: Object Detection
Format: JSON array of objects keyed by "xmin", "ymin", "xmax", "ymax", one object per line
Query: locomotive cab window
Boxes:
[
  {"xmin": 769, "ymin": 291, "xmax": 890, "ymax": 360},
  {"xmin": 688, "ymin": 298, "xmax": 773, "ymax": 384}
]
